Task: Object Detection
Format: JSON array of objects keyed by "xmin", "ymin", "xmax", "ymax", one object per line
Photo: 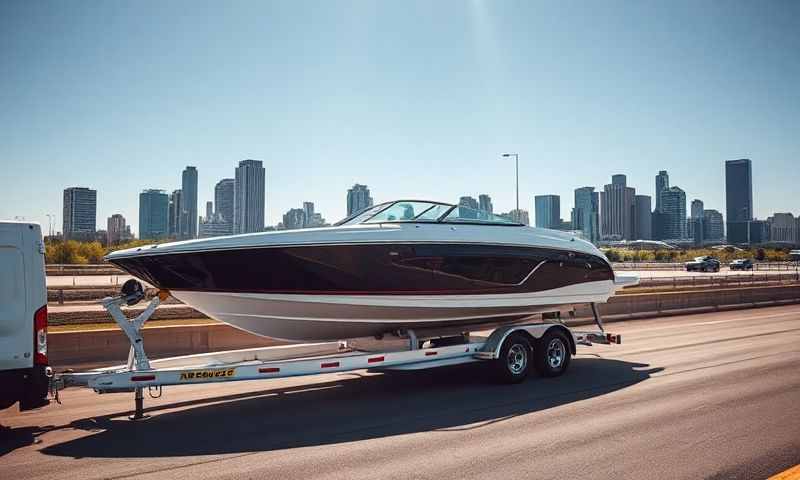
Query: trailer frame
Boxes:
[{"xmin": 53, "ymin": 289, "xmax": 620, "ymax": 420}]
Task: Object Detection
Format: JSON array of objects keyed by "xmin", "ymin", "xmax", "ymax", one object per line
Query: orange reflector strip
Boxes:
[
  {"xmin": 425, "ymin": 351, "xmax": 437, "ymax": 356},
  {"xmin": 259, "ymin": 367, "xmax": 280, "ymax": 373},
  {"xmin": 768, "ymin": 464, "xmax": 800, "ymax": 480},
  {"xmin": 321, "ymin": 361, "xmax": 340, "ymax": 368},
  {"xmin": 131, "ymin": 375, "xmax": 156, "ymax": 382},
  {"xmin": 367, "ymin": 356, "xmax": 385, "ymax": 363}
]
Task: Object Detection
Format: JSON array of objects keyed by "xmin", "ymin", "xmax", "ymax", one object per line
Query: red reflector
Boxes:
[
  {"xmin": 321, "ymin": 362, "xmax": 339, "ymax": 368},
  {"xmin": 367, "ymin": 356, "xmax": 385, "ymax": 363},
  {"xmin": 425, "ymin": 351, "xmax": 437, "ymax": 356},
  {"xmin": 131, "ymin": 375, "xmax": 156, "ymax": 382},
  {"xmin": 259, "ymin": 367, "xmax": 280, "ymax": 373},
  {"xmin": 33, "ymin": 305, "xmax": 48, "ymax": 365}
]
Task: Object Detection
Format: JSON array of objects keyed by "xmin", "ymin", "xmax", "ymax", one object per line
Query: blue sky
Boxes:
[{"xmin": 1, "ymin": 1, "xmax": 798, "ymax": 234}]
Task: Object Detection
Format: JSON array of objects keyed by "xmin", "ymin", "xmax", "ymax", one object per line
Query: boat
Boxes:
[{"xmin": 106, "ymin": 200, "xmax": 637, "ymax": 341}]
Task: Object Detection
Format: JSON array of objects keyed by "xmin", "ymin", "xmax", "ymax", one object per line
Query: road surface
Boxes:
[{"xmin": 2, "ymin": 305, "xmax": 799, "ymax": 479}]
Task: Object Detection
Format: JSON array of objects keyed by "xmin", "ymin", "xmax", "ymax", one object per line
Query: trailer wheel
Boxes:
[
  {"xmin": 492, "ymin": 332, "xmax": 532, "ymax": 384},
  {"xmin": 534, "ymin": 329, "xmax": 571, "ymax": 377}
]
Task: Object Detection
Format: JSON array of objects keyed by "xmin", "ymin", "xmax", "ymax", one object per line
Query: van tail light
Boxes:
[{"xmin": 34, "ymin": 305, "xmax": 48, "ymax": 365}]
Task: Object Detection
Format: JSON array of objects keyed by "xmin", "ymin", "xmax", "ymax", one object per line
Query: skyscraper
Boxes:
[
  {"xmin": 139, "ymin": 189, "xmax": 170, "ymax": 240},
  {"xmin": 691, "ymin": 199, "xmax": 704, "ymax": 219},
  {"xmin": 180, "ymin": 166, "xmax": 198, "ymax": 239},
  {"xmin": 534, "ymin": 195, "xmax": 561, "ymax": 229},
  {"xmin": 655, "ymin": 170, "xmax": 669, "ymax": 212},
  {"xmin": 214, "ymin": 179, "xmax": 235, "ymax": 224},
  {"xmin": 571, "ymin": 187, "xmax": 599, "ymax": 243},
  {"xmin": 600, "ymin": 175, "xmax": 635, "ymax": 240},
  {"xmin": 633, "ymin": 195, "xmax": 652, "ymax": 240},
  {"xmin": 346, "ymin": 184, "xmax": 373, "ymax": 216},
  {"xmin": 660, "ymin": 186, "xmax": 687, "ymax": 240},
  {"xmin": 63, "ymin": 187, "xmax": 97, "ymax": 241},
  {"xmin": 458, "ymin": 196, "xmax": 480, "ymax": 219},
  {"xmin": 478, "ymin": 194, "xmax": 493, "ymax": 214},
  {"xmin": 282, "ymin": 208, "xmax": 305, "ymax": 230},
  {"xmin": 234, "ymin": 159, "xmax": 266, "ymax": 234},
  {"xmin": 725, "ymin": 159, "xmax": 753, "ymax": 244},
  {"xmin": 106, "ymin": 214, "xmax": 127, "ymax": 245},
  {"xmin": 168, "ymin": 189, "xmax": 182, "ymax": 238},
  {"xmin": 702, "ymin": 210, "xmax": 724, "ymax": 240},
  {"xmin": 302, "ymin": 202, "xmax": 315, "ymax": 227}
]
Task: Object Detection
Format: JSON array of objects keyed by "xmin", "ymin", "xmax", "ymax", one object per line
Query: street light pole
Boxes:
[{"xmin": 502, "ymin": 153, "xmax": 519, "ymax": 213}]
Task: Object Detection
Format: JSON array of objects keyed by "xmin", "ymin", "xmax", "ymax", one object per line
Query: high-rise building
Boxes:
[
  {"xmin": 63, "ymin": 187, "xmax": 97, "ymax": 241},
  {"xmin": 689, "ymin": 199, "xmax": 705, "ymax": 246},
  {"xmin": 459, "ymin": 196, "xmax": 479, "ymax": 209},
  {"xmin": 458, "ymin": 196, "xmax": 480, "ymax": 219},
  {"xmin": 571, "ymin": 187, "xmax": 599, "ymax": 243},
  {"xmin": 214, "ymin": 179, "xmax": 235, "ymax": 223},
  {"xmin": 282, "ymin": 208, "xmax": 305, "ymax": 230},
  {"xmin": 106, "ymin": 214, "xmax": 127, "ymax": 245},
  {"xmin": 205, "ymin": 201, "xmax": 213, "ymax": 221},
  {"xmin": 768, "ymin": 213, "xmax": 798, "ymax": 244},
  {"xmin": 703, "ymin": 209, "xmax": 724, "ymax": 240},
  {"xmin": 302, "ymin": 202, "xmax": 315, "ymax": 227},
  {"xmin": 347, "ymin": 184, "xmax": 373, "ymax": 216},
  {"xmin": 534, "ymin": 195, "xmax": 561, "ymax": 229},
  {"xmin": 139, "ymin": 189, "xmax": 170, "ymax": 240},
  {"xmin": 633, "ymin": 195, "xmax": 652, "ymax": 240},
  {"xmin": 655, "ymin": 170, "xmax": 669, "ymax": 212},
  {"xmin": 691, "ymin": 199, "xmax": 704, "ymax": 219},
  {"xmin": 660, "ymin": 186, "xmax": 687, "ymax": 240},
  {"xmin": 725, "ymin": 159, "xmax": 753, "ymax": 243},
  {"xmin": 234, "ymin": 159, "xmax": 266, "ymax": 234},
  {"xmin": 478, "ymin": 194, "xmax": 493, "ymax": 214},
  {"xmin": 503, "ymin": 209, "xmax": 529, "ymax": 226},
  {"xmin": 600, "ymin": 174, "xmax": 635, "ymax": 240},
  {"xmin": 168, "ymin": 189, "xmax": 182, "ymax": 238},
  {"xmin": 179, "ymin": 166, "xmax": 198, "ymax": 239}
]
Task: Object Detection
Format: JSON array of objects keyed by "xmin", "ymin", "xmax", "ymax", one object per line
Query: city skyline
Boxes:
[{"xmin": 1, "ymin": 2, "xmax": 798, "ymax": 231}]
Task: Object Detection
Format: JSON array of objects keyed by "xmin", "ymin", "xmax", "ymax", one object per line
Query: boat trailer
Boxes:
[{"xmin": 52, "ymin": 283, "xmax": 620, "ymax": 420}]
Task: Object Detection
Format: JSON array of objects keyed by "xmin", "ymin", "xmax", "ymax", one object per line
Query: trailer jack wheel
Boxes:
[{"xmin": 492, "ymin": 332, "xmax": 532, "ymax": 384}]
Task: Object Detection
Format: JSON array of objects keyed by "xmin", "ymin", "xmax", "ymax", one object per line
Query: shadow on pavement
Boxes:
[{"xmin": 5, "ymin": 357, "xmax": 661, "ymax": 458}]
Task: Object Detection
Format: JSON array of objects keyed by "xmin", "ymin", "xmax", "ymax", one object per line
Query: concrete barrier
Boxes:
[{"xmin": 49, "ymin": 284, "xmax": 800, "ymax": 367}]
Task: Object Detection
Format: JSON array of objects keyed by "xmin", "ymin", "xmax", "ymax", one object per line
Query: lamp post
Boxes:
[{"xmin": 502, "ymin": 153, "xmax": 519, "ymax": 214}]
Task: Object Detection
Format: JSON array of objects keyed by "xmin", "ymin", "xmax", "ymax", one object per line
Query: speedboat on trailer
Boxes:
[{"xmin": 105, "ymin": 200, "xmax": 637, "ymax": 341}]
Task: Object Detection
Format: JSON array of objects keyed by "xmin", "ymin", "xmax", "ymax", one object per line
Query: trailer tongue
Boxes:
[{"xmin": 52, "ymin": 281, "xmax": 620, "ymax": 421}]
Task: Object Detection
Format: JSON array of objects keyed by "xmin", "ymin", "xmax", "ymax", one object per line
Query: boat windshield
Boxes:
[{"xmin": 336, "ymin": 200, "xmax": 522, "ymax": 226}]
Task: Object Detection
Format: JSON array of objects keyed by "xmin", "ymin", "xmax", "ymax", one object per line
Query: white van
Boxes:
[{"xmin": 0, "ymin": 221, "xmax": 50, "ymax": 411}]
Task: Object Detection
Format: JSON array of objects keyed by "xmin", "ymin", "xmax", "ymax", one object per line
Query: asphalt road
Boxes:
[{"xmin": 2, "ymin": 305, "xmax": 799, "ymax": 479}]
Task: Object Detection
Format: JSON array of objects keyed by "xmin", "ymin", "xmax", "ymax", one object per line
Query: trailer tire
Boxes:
[
  {"xmin": 534, "ymin": 329, "xmax": 571, "ymax": 377},
  {"xmin": 492, "ymin": 332, "xmax": 532, "ymax": 384}
]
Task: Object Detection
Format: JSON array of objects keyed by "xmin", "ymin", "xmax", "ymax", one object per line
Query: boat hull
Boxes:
[{"xmin": 172, "ymin": 280, "xmax": 615, "ymax": 341}]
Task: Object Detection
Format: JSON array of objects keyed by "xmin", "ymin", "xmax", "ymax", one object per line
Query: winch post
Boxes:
[{"xmin": 101, "ymin": 294, "xmax": 161, "ymax": 372}]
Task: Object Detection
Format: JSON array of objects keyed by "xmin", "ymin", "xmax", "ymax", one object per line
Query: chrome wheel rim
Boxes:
[
  {"xmin": 547, "ymin": 339, "xmax": 566, "ymax": 369},
  {"xmin": 507, "ymin": 344, "xmax": 527, "ymax": 375}
]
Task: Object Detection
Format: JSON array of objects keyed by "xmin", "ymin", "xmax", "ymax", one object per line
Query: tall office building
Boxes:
[
  {"xmin": 214, "ymin": 179, "xmax": 235, "ymax": 224},
  {"xmin": 768, "ymin": 213, "xmax": 798, "ymax": 244},
  {"xmin": 106, "ymin": 214, "xmax": 127, "ymax": 245},
  {"xmin": 282, "ymin": 208, "xmax": 305, "ymax": 230},
  {"xmin": 168, "ymin": 189, "xmax": 182, "ymax": 238},
  {"xmin": 600, "ymin": 175, "xmax": 635, "ymax": 241},
  {"xmin": 234, "ymin": 160, "xmax": 266, "ymax": 233},
  {"xmin": 346, "ymin": 184, "xmax": 373, "ymax": 216},
  {"xmin": 655, "ymin": 170, "xmax": 669, "ymax": 212},
  {"xmin": 205, "ymin": 201, "xmax": 213, "ymax": 221},
  {"xmin": 139, "ymin": 189, "xmax": 170, "ymax": 240},
  {"xmin": 660, "ymin": 186, "xmax": 687, "ymax": 240},
  {"xmin": 504, "ymin": 209, "xmax": 529, "ymax": 226},
  {"xmin": 633, "ymin": 195, "xmax": 652, "ymax": 240},
  {"xmin": 302, "ymin": 202, "xmax": 315, "ymax": 227},
  {"xmin": 534, "ymin": 195, "xmax": 561, "ymax": 229},
  {"xmin": 571, "ymin": 187, "xmax": 599, "ymax": 243},
  {"xmin": 458, "ymin": 196, "xmax": 480, "ymax": 219},
  {"xmin": 63, "ymin": 187, "xmax": 97, "ymax": 241},
  {"xmin": 478, "ymin": 194, "xmax": 493, "ymax": 214},
  {"xmin": 180, "ymin": 166, "xmax": 198, "ymax": 239},
  {"xmin": 703, "ymin": 209, "xmax": 724, "ymax": 240},
  {"xmin": 725, "ymin": 159, "xmax": 753, "ymax": 243},
  {"xmin": 691, "ymin": 199, "xmax": 704, "ymax": 219}
]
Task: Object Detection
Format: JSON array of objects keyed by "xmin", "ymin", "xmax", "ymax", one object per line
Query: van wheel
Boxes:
[
  {"xmin": 492, "ymin": 332, "xmax": 532, "ymax": 384},
  {"xmin": 534, "ymin": 329, "xmax": 571, "ymax": 377}
]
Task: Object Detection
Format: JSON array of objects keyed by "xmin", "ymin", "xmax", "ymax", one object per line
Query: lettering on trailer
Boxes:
[{"xmin": 179, "ymin": 368, "xmax": 236, "ymax": 381}]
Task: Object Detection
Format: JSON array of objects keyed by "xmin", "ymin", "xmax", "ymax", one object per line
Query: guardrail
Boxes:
[
  {"xmin": 636, "ymin": 272, "xmax": 800, "ymax": 289},
  {"xmin": 613, "ymin": 262, "xmax": 799, "ymax": 271}
]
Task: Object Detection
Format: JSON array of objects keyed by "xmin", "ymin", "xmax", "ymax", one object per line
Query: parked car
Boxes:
[
  {"xmin": 729, "ymin": 258, "xmax": 754, "ymax": 271},
  {"xmin": 685, "ymin": 256, "xmax": 721, "ymax": 272}
]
